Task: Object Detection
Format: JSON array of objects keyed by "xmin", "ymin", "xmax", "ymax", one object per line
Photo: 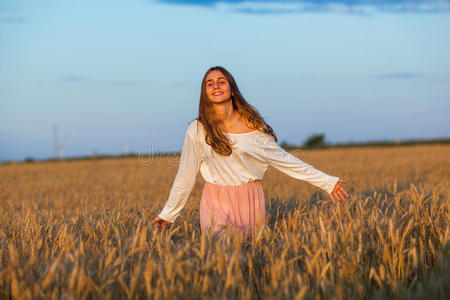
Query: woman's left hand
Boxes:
[{"xmin": 329, "ymin": 179, "xmax": 349, "ymax": 204}]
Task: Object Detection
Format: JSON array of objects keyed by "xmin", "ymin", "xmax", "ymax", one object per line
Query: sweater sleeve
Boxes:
[
  {"xmin": 263, "ymin": 135, "xmax": 339, "ymax": 194},
  {"xmin": 158, "ymin": 125, "xmax": 200, "ymax": 223}
]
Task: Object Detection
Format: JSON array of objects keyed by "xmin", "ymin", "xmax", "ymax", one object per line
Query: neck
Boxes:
[{"xmin": 212, "ymin": 100, "xmax": 235, "ymax": 123}]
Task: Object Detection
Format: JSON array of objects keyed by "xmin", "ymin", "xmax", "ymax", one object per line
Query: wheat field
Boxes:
[{"xmin": 0, "ymin": 144, "xmax": 448, "ymax": 299}]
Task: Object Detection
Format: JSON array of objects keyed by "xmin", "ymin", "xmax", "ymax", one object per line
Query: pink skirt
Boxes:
[{"xmin": 200, "ymin": 180, "xmax": 266, "ymax": 237}]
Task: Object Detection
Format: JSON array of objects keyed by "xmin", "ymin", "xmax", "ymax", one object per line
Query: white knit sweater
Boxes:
[{"xmin": 158, "ymin": 120, "xmax": 339, "ymax": 222}]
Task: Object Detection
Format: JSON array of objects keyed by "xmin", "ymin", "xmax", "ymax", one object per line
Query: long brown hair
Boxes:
[{"xmin": 196, "ymin": 66, "xmax": 277, "ymax": 156}]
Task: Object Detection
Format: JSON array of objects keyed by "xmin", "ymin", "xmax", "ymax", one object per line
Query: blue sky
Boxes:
[{"xmin": 1, "ymin": 0, "xmax": 449, "ymax": 161}]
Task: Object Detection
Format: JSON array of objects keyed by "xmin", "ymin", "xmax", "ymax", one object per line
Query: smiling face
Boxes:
[{"xmin": 204, "ymin": 70, "xmax": 232, "ymax": 104}]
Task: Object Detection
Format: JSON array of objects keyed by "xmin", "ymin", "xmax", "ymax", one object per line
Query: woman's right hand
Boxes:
[{"xmin": 151, "ymin": 216, "xmax": 172, "ymax": 229}]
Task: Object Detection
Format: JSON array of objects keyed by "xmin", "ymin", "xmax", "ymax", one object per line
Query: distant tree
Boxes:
[
  {"xmin": 24, "ymin": 157, "xmax": 35, "ymax": 163},
  {"xmin": 280, "ymin": 140, "xmax": 300, "ymax": 150},
  {"xmin": 280, "ymin": 140, "xmax": 290, "ymax": 149},
  {"xmin": 303, "ymin": 133, "xmax": 327, "ymax": 149}
]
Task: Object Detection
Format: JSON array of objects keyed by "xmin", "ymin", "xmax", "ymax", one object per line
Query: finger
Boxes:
[
  {"xmin": 339, "ymin": 179, "xmax": 347, "ymax": 184},
  {"xmin": 337, "ymin": 191, "xmax": 347, "ymax": 202},
  {"xmin": 341, "ymin": 187, "xmax": 349, "ymax": 198},
  {"xmin": 335, "ymin": 191, "xmax": 343, "ymax": 202},
  {"xmin": 329, "ymin": 193, "xmax": 336, "ymax": 204}
]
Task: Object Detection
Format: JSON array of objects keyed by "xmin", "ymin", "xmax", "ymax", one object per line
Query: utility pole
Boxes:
[
  {"xmin": 124, "ymin": 140, "xmax": 130, "ymax": 156},
  {"xmin": 53, "ymin": 125, "xmax": 64, "ymax": 159}
]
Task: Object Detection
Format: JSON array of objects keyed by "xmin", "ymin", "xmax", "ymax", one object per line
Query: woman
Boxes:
[{"xmin": 151, "ymin": 66, "xmax": 348, "ymax": 237}]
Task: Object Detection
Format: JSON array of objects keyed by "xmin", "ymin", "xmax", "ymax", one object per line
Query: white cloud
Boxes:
[{"xmin": 159, "ymin": 0, "xmax": 450, "ymax": 14}]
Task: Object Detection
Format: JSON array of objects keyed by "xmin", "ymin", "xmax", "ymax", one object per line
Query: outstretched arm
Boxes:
[
  {"xmin": 263, "ymin": 135, "xmax": 348, "ymax": 202},
  {"xmin": 151, "ymin": 126, "xmax": 201, "ymax": 228}
]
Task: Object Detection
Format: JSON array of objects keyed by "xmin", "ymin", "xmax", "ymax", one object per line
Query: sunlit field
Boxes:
[{"xmin": 0, "ymin": 144, "xmax": 448, "ymax": 299}]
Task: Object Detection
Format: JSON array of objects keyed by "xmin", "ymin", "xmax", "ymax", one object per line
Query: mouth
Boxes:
[{"xmin": 213, "ymin": 91, "xmax": 224, "ymax": 96}]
